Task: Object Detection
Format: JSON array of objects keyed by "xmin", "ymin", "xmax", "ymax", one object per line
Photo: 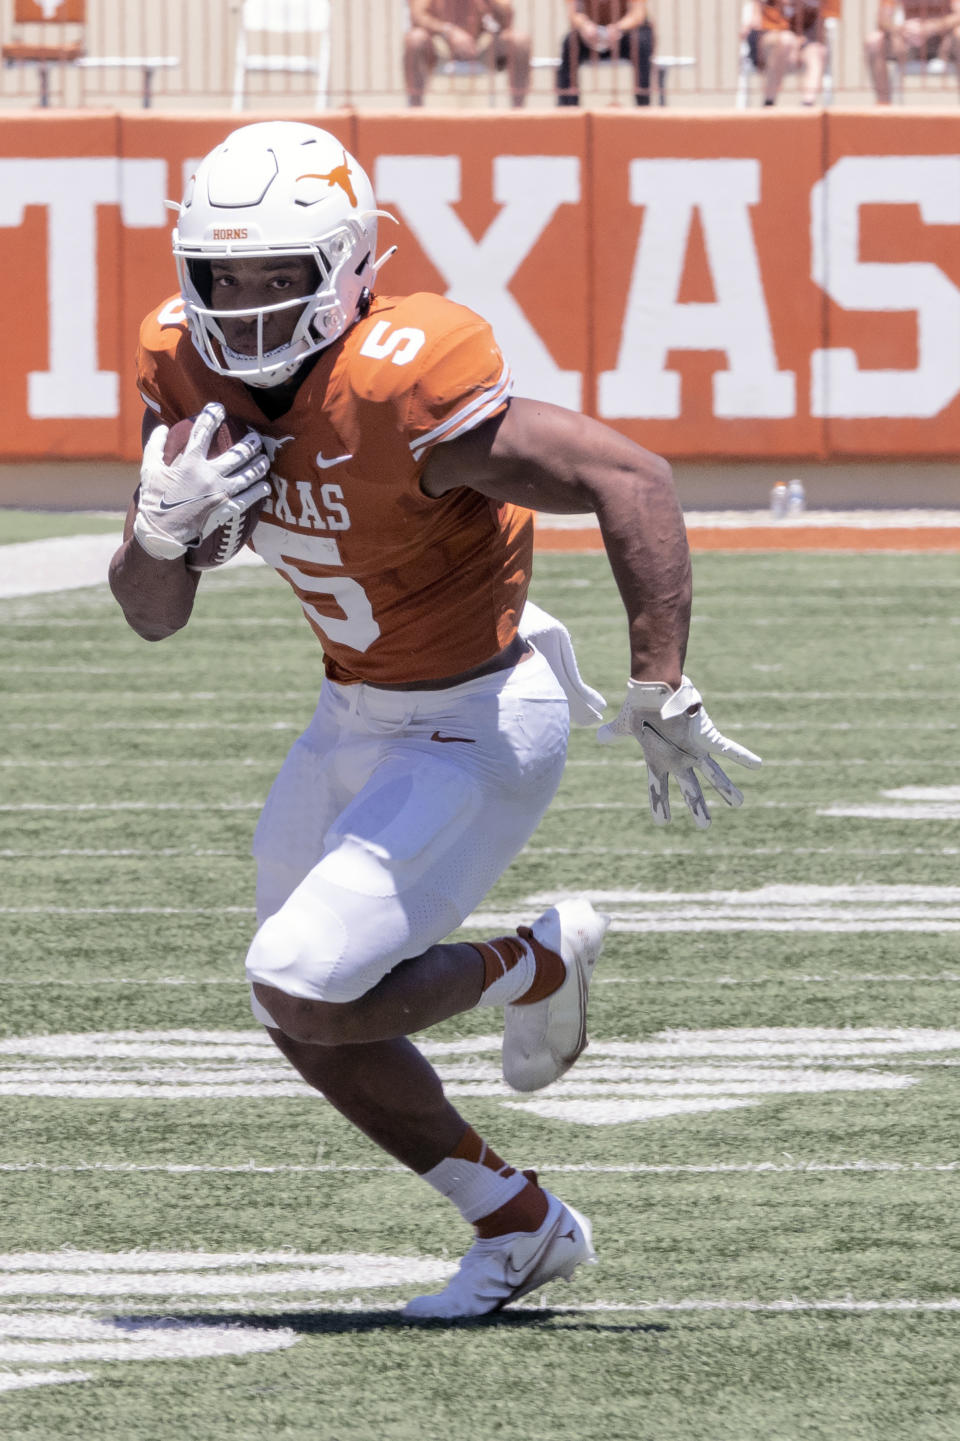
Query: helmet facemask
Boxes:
[{"xmin": 171, "ymin": 122, "xmax": 395, "ymax": 388}]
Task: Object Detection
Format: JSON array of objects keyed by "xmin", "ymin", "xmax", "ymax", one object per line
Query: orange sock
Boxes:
[{"xmin": 474, "ymin": 932, "xmax": 565, "ymax": 1007}]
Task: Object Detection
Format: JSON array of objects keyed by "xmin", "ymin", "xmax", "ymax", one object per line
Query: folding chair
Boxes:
[
  {"xmin": 890, "ymin": 45, "xmax": 954, "ymax": 101},
  {"xmin": 232, "ymin": 0, "xmax": 332, "ymax": 111},
  {"xmin": 1, "ymin": 0, "xmax": 86, "ymax": 108}
]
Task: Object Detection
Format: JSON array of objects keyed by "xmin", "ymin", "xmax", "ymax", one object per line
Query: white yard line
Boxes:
[
  {"xmin": 6, "ymin": 1295, "xmax": 952, "ymax": 1319},
  {"xmin": 0, "ymin": 841, "xmax": 243, "ymax": 853},
  {"xmin": 0, "ymin": 845, "xmax": 957, "ymax": 859},
  {"xmin": 0, "ymin": 906, "xmax": 255, "ymax": 916},
  {"xmin": 0, "ymin": 802, "xmax": 263, "ymax": 812},
  {"xmin": 3, "ymin": 845, "xmax": 955, "ymax": 861},
  {"xmin": 4, "ymin": 688, "xmax": 954, "ymax": 704},
  {"xmin": 0, "ymin": 1159, "xmax": 957, "ymax": 1175},
  {"xmin": 0, "ymin": 979, "xmax": 248, "ymax": 987},
  {"xmin": 0, "ymin": 759, "xmax": 274, "ymax": 769},
  {"xmin": 2, "ymin": 973, "xmax": 960, "ymax": 987},
  {"xmin": 528, "ymin": 1298, "xmax": 960, "ymax": 1315},
  {"xmin": 5, "ymin": 722, "xmax": 303, "ymax": 732},
  {"xmin": 12, "ymin": 718, "xmax": 944, "ymax": 733},
  {"xmin": 0, "ymin": 800, "xmax": 809, "ymax": 813}
]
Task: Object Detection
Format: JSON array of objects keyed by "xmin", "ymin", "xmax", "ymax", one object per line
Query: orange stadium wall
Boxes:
[{"xmin": 2, "ymin": 109, "xmax": 960, "ymax": 465}]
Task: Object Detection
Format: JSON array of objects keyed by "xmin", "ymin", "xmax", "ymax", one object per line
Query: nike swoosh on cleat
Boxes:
[
  {"xmin": 504, "ymin": 1215, "xmax": 567, "ymax": 1280},
  {"xmin": 315, "ymin": 451, "xmax": 353, "ymax": 468},
  {"xmin": 430, "ymin": 731, "xmax": 476, "ymax": 744},
  {"xmin": 158, "ymin": 494, "xmax": 219, "ymax": 511}
]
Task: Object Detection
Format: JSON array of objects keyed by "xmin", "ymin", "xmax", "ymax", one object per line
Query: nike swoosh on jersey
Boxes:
[
  {"xmin": 315, "ymin": 451, "xmax": 353, "ymax": 469},
  {"xmin": 430, "ymin": 731, "xmax": 476, "ymax": 744},
  {"xmin": 158, "ymin": 494, "xmax": 219, "ymax": 511}
]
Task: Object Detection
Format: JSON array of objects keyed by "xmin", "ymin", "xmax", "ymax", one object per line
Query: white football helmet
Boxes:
[{"xmin": 172, "ymin": 122, "xmax": 395, "ymax": 387}]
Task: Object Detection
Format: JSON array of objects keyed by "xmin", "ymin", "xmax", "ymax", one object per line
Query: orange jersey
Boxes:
[
  {"xmin": 760, "ymin": 0, "xmax": 839, "ymax": 30},
  {"xmin": 899, "ymin": 0, "xmax": 955, "ymax": 17},
  {"xmin": 137, "ymin": 292, "xmax": 530, "ymax": 686},
  {"xmin": 570, "ymin": 1, "xmax": 646, "ymax": 24}
]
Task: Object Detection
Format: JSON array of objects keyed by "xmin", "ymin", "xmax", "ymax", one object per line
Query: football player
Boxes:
[{"xmin": 109, "ymin": 122, "xmax": 761, "ymax": 1320}]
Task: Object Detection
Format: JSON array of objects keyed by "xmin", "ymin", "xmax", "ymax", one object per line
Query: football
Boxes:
[{"xmin": 162, "ymin": 412, "xmax": 269, "ymax": 571}]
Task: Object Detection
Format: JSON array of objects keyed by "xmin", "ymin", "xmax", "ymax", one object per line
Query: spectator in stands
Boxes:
[
  {"xmin": 744, "ymin": 0, "xmax": 838, "ymax": 105},
  {"xmin": 864, "ymin": 0, "xmax": 960, "ymax": 102},
  {"xmin": 555, "ymin": 0, "xmax": 655, "ymax": 106},
  {"xmin": 404, "ymin": 0, "xmax": 532, "ymax": 107}
]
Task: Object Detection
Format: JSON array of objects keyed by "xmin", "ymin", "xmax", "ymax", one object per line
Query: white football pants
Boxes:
[{"xmin": 246, "ymin": 647, "xmax": 569, "ymax": 1017}]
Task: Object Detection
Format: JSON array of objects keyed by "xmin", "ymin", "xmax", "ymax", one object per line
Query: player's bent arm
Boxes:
[
  {"xmin": 108, "ymin": 498, "xmax": 200, "ymax": 642},
  {"xmin": 421, "ymin": 397, "xmax": 691, "ymax": 689}
]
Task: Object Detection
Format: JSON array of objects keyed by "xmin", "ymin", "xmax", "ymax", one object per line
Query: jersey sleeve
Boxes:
[
  {"xmin": 400, "ymin": 300, "xmax": 514, "ymax": 466},
  {"xmin": 136, "ymin": 296, "xmax": 196, "ymax": 425}
]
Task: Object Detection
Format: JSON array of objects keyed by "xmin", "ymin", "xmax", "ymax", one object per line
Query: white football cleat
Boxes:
[
  {"xmin": 502, "ymin": 899, "xmax": 610, "ymax": 1092},
  {"xmin": 403, "ymin": 1191, "xmax": 595, "ymax": 1321}
]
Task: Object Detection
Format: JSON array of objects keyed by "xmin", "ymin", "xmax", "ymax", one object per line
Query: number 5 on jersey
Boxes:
[
  {"xmin": 359, "ymin": 321, "xmax": 426, "ymax": 367},
  {"xmin": 253, "ymin": 526, "xmax": 380, "ymax": 654}
]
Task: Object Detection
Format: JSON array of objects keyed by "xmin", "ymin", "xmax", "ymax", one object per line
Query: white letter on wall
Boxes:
[
  {"xmin": 810, "ymin": 155, "xmax": 960, "ymax": 418},
  {"xmin": 0, "ymin": 157, "xmax": 166, "ymax": 419},
  {"xmin": 374, "ymin": 154, "xmax": 582, "ymax": 409},
  {"xmin": 600, "ymin": 158, "xmax": 795, "ymax": 420}
]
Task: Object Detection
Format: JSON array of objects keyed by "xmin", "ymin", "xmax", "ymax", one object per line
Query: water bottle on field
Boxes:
[
  {"xmin": 786, "ymin": 479, "xmax": 806, "ymax": 516},
  {"xmin": 770, "ymin": 482, "xmax": 788, "ymax": 519}
]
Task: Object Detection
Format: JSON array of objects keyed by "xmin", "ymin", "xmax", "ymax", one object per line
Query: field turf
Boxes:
[{"xmin": 2, "ymin": 539, "xmax": 959, "ymax": 1439}]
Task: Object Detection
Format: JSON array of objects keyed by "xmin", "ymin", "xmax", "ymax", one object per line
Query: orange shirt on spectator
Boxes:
[{"xmin": 760, "ymin": 0, "xmax": 839, "ymax": 33}]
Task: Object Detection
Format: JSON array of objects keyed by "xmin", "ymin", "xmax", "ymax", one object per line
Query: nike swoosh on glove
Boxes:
[
  {"xmin": 596, "ymin": 675, "xmax": 762, "ymax": 828},
  {"xmin": 133, "ymin": 402, "xmax": 271, "ymax": 561}
]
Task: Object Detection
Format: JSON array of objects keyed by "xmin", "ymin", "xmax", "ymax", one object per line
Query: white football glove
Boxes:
[
  {"xmin": 596, "ymin": 675, "xmax": 762, "ymax": 828},
  {"xmin": 133, "ymin": 402, "xmax": 271, "ymax": 561}
]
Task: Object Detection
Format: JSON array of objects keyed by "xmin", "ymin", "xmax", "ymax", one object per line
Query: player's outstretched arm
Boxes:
[{"xmin": 422, "ymin": 397, "xmax": 761, "ymax": 827}]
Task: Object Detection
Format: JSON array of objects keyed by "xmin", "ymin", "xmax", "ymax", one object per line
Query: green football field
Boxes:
[{"xmin": 2, "ymin": 539, "xmax": 960, "ymax": 1440}]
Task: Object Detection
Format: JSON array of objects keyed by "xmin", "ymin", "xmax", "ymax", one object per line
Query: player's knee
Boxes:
[
  {"xmin": 252, "ymin": 983, "xmax": 366, "ymax": 1045},
  {"xmin": 246, "ymin": 899, "xmax": 350, "ymax": 1001},
  {"xmin": 245, "ymin": 893, "xmax": 391, "ymax": 1037}
]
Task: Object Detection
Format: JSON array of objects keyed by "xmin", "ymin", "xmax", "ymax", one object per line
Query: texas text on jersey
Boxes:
[{"xmin": 137, "ymin": 289, "xmax": 529, "ymax": 686}]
